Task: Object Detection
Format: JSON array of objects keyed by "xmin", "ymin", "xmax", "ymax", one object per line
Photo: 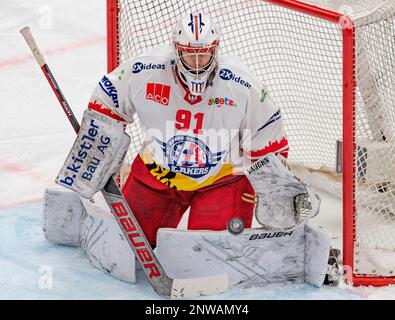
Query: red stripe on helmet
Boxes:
[{"xmin": 194, "ymin": 15, "xmax": 199, "ymax": 41}]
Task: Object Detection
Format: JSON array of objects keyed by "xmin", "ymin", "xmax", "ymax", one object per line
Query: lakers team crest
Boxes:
[{"xmin": 155, "ymin": 136, "xmax": 226, "ymax": 178}]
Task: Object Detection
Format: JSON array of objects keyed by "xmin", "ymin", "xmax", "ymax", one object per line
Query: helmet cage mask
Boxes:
[
  {"xmin": 172, "ymin": 13, "xmax": 220, "ymax": 96},
  {"xmin": 174, "ymin": 42, "xmax": 218, "ymax": 96}
]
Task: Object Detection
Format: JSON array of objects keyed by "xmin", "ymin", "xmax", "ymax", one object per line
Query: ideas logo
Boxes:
[
  {"xmin": 219, "ymin": 68, "xmax": 251, "ymax": 89},
  {"xmin": 146, "ymin": 83, "xmax": 171, "ymax": 106},
  {"xmin": 132, "ymin": 62, "xmax": 165, "ymax": 74}
]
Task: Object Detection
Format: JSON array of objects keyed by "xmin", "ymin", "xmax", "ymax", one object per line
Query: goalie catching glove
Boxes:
[
  {"xmin": 56, "ymin": 108, "xmax": 131, "ymax": 199},
  {"xmin": 243, "ymin": 153, "xmax": 320, "ymax": 231}
]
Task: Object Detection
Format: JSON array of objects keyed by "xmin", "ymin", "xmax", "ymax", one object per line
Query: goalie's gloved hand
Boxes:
[{"xmin": 243, "ymin": 153, "xmax": 320, "ymax": 231}]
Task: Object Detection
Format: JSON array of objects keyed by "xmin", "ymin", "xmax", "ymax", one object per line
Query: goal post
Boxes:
[
  {"xmin": 106, "ymin": 0, "xmax": 395, "ymax": 287},
  {"xmin": 107, "ymin": 0, "xmax": 119, "ymax": 73}
]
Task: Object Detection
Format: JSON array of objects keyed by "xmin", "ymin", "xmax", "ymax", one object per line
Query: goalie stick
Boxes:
[{"xmin": 19, "ymin": 26, "xmax": 228, "ymax": 298}]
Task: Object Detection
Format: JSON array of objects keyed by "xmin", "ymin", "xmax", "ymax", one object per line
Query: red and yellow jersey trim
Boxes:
[{"xmin": 243, "ymin": 137, "xmax": 289, "ymax": 160}]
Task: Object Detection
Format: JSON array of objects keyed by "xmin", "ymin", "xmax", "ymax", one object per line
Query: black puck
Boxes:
[{"xmin": 227, "ymin": 217, "xmax": 245, "ymax": 235}]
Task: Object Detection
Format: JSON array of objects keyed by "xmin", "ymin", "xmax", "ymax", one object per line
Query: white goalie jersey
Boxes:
[{"xmin": 89, "ymin": 45, "xmax": 288, "ymax": 191}]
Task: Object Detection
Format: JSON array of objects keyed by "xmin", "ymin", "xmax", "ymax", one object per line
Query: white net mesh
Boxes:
[
  {"xmin": 112, "ymin": 0, "xmax": 395, "ymax": 280},
  {"xmin": 353, "ymin": 8, "xmax": 395, "ymax": 277}
]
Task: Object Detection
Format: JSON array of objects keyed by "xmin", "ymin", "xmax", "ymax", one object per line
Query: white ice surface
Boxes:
[{"xmin": 1, "ymin": 0, "xmax": 395, "ymax": 299}]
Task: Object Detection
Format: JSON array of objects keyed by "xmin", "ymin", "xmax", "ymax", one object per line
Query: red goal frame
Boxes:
[{"xmin": 106, "ymin": 0, "xmax": 395, "ymax": 287}]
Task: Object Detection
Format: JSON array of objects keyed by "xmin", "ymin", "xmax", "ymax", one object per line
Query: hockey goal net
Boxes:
[{"xmin": 107, "ymin": 0, "xmax": 395, "ymax": 286}]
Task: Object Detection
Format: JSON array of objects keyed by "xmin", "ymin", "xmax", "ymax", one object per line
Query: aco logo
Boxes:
[{"xmin": 146, "ymin": 83, "xmax": 171, "ymax": 106}]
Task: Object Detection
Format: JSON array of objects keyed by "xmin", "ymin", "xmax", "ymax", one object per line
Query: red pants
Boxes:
[{"xmin": 122, "ymin": 156, "xmax": 255, "ymax": 245}]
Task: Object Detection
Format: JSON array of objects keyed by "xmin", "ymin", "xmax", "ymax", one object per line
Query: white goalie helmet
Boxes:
[{"xmin": 172, "ymin": 12, "xmax": 220, "ymax": 96}]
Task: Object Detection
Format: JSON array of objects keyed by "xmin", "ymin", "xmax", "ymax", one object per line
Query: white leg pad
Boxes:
[
  {"xmin": 79, "ymin": 194, "xmax": 136, "ymax": 283},
  {"xmin": 43, "ymin": 187, "xmax": 136, "ymax": 283},
  {"xmin": 43, "ymin": 187, "xmax": 82, "ymax": 246},
  {"xmin": 43, "ymin": 187, "xmax": 331, "ymax": 288},
  {"xmin": 304, "ymin": 223, "xmax": 332, "ymax": 287},
  {"xmin": 155, "ymin": 222, "xmax": 332, "ymax": 289}
]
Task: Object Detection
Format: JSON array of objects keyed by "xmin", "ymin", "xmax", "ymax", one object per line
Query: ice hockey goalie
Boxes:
[{"xmin": 43, "ymin": 12, "xmax": 339, "ymax": 290}]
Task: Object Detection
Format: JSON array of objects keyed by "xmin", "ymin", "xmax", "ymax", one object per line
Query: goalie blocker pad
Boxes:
[
  {"xmin": 56, "ymin": 108, "xmax": 130, "ymax": 199},
  {"xmin": 43, "ymin": 187, "xmax": 331, "ymax": 288}
]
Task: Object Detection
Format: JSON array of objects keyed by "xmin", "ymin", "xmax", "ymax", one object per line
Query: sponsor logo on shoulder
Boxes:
[
  {"xmin": 249, "ymin": 231, "xmax": 293, "ymax": 240},
  {"xmin": 132, "ymin": 62, "xmax": 166, "ymax": 73},
  {"xmin": 146, "ymin": 83, "xmax": 171, "ymax": 106},
  {"xmin": 260, "ymin": 88, "xmax": 268, "ymax": 103},
  {"xmin": 99, "ymin": 76, "xmax": 119, "ymax": 108},
  {"xmin": 219, "ymin": 68, "xmax": 251, "ymax": 89}
]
